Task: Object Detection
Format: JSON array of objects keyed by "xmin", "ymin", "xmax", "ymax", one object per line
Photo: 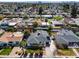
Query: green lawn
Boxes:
[
  {"xmin": 25, "ymin": 49, "xmax": 43, "ymax": 54},
  {"xmin": 76, "ymin": 48, "xmax": 79, "ymax": 52},
  {"xmin": 53, "ymin": 16, "xmax": 63, "ymax": 21},
  {"xmin": 57, "ymin": 49, "xmax": 75, "ymax": 56},
  {"xmin": 0, "ymin": 48, "xmax": 12, "ymax": 55}
]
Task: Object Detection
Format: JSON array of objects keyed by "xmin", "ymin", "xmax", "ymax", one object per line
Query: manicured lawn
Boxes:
[
  {"xmin": 25, "ymin": 49, "xmax": 43, "ymax": 54},
  {"xmin": 57, "ymin": 49, "xmax": 75, "ymax": 56},
  {"xmin": 0, "ymin": 48, "xmax": 12, "ymax": 55},
  {"xmin": 76, "ymin": 48, "xmax": 79, "ymax": 52}
]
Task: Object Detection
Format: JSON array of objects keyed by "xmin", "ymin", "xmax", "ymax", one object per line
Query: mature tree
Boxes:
[
  {"xmin": 63, "ymin": 3, "xmax": 70, "ymax": 12},
  {"xmin": 23, "ymin": 15, "xmax": 28, "ymax": 19},
  {"xmin": 6, "ymin": 27, "xmax": 16, "ymax": 32},
  {"xmin": 23, "ymin": 30, "xmax": 30, "ymax": 39},
  {"xmin": 71, "ymin": 3, "xmax": 77, "ymax": 18},
  {"xmin": 38, "ymin": 7, "xmax": 43, "ymax": 15},
  {"xmin": 33, "ymin": 21, "xmax": 38, "ymax": 28},
  {"xmin": 0, "ymin": 16, "xmax": 4, "ymax": 20}
]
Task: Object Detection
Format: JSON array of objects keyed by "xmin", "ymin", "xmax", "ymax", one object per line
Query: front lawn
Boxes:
[
  {"xmin": 76, "ymin": 48, "xmax": 79, "ymax": 52},
  {"xmin": 25, "ymin": 49, "xmax": 43, "ymax": 54},
  {"xmin": 57, "ymin": 49, "xmax": 75, "ymax": 56},
  {"xmin": 0, "ymin": 48, "xmax": 12, "ymax": 55}
]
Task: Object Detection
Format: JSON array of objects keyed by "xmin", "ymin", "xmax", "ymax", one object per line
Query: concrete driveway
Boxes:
[
  {"xmin": 9, "ymin": 47, "xmax": 22, "ymax": 58},
  {"xmin": 43, "ymin": 40, "xmax": 57, "ymax": 58},
  {"xmin": 72, "ymin": 48, "xmax": 79, "ymax": 56}
]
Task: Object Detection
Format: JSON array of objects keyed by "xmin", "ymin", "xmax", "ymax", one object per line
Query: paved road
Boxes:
[{"xmin": 43, "ymin": 40, "xmax": 57, "ymax": 58}]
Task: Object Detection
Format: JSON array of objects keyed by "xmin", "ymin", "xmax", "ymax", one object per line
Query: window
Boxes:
[
  {"xmin": 39, "ymin": 42, "xmax": 41, "ymax": 44},
  {"xmin": 3, "ymin": 43, "xmax": 7, "ymax": 46},
  {"xmin": 9, "ymin": 41, "xmax": 13, "ymax": 43}
]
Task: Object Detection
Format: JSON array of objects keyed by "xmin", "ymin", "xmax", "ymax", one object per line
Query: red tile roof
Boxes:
[{"xmin": 0, "ymin": 32, "xmax": 23, "ymax": 42}]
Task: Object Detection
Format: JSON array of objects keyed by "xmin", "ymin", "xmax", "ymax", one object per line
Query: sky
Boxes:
[{"xmin": 0, "ymin": 0, "xmax": 79, "ymax": 2}]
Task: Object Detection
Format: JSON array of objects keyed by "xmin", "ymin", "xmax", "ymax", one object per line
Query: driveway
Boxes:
[
  {"xmin": 72, "ymin": 48, "xmax": 79, "ymax": 56},
  {"xmin": 43, "ymin": 40, "xmax": 57, "ymax": 58},
  {"xmin": 9, "ymin": 47, "xmax": 22, "ymax": 58}
]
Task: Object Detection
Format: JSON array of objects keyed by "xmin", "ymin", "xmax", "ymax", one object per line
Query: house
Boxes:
[
  {"xmin": 8, "ymin": 22, "xmax": 17, "ymax": 26},
  {"xmin": 27, "ymin": 30, "xmax": 51, "ymax": 47},
  {"xmin": 0, "ymin": 32, "xmax": 23, "ymax": 47},
  {"xmin": 51, "ymin": 20, "xmax": 64, "ymax": 27},
  {"xmin": 0, "ymin": 18, "xmax": 25, "ymax": 30},
  {"xmin": 51, "ymin": 20, "xmax": 64, "ymax": 32},
  {"xmin": 0, "ymin": 20, "xmax": 9, "ymax": 29},
  {"xmin": 41, "ymin": 22, "xmax": 50, "ymax": 26},
  {"xmin": 29, "ymin": 15, "xmax": 52, "ymax": 18},
  {"xmin": 34, "ymin": 21, "xmax": 50, "ymax": 30},
  {"xmin": 72, "ymin": 18, "xmax": 79, "ymax": 26},
  {"xmin": 55, "ymin": 29, "xmax": 79, "ymax": 48}
]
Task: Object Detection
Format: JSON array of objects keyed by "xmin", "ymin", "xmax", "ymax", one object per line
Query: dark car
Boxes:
[
  {"xmin": 39, "ymin": 52, "xmax": 43, "ymax": 58},
  {"xmin": 29, "ymin": 53, "xmax": 33, "ymax": 58},
  {"xmin": 35, "ymin": 53, "xmax": 39, "ymax": 58}
]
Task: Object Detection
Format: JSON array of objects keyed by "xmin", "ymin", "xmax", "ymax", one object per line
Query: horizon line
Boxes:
[{"xmin": 0, "ymin": 1, "xmax": 79, "ymax": 3}]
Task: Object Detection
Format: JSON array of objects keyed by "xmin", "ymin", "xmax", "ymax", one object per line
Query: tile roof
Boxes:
[{"xmin": 0, "ymin": 32, "xmax": 23, "ymax": 42}]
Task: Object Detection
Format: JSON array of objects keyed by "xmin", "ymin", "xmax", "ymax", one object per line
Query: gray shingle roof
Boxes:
[
  {"xmin": 27, "ymin": 30, "xmax": 50, "ymax": 45},
  {"xmin": 55, "ymin": 29, "xmax": 79, "ymax": 44}
]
